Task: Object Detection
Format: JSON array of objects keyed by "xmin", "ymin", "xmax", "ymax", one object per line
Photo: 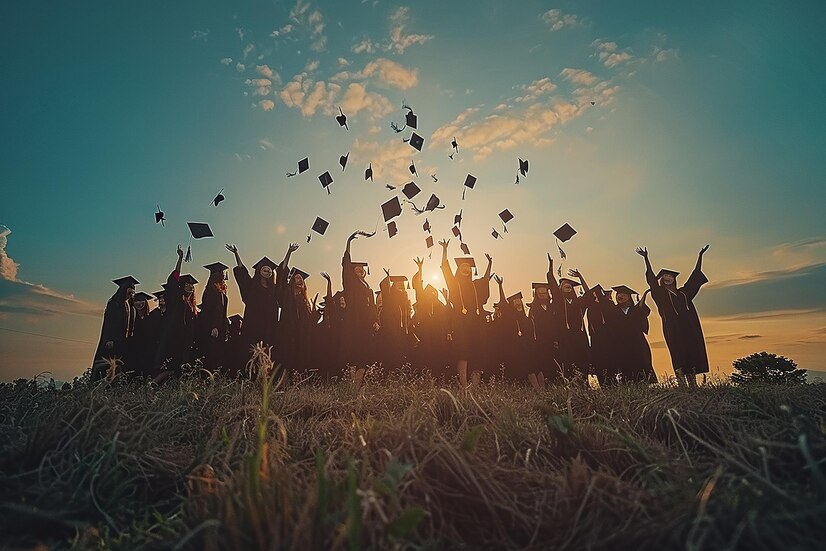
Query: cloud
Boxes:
[
  {"xmin": 361, "ymin": 58, "xmax": 419, "ymax": 90},
  {"xmin": 541, "ymin": 9, "xmax": 583, "ymax": 32},
  {"xmin": 339, "ymin": 82, "xmax": 394, "ymax": 119},
  {"xmin": 560, "ymin": 67, "xmax": 598, "ymax": 86},
  {"xmin": 256, "ymin": 65, "xmax": 279, "ymax": 82},
  {"xmin": 352, "ymin": 38, "xmax": 377, "ymax": 54},
  {"xmin": 191, "ymin": 29, "xmax": 209, "ymax": 40},
  {"xmin": 259, "ymin": 138, "xmax": 275, "ymax": 150},
  {"xmin": 514, "ymin": 77, "xmax": 557, "ymax": 103},
  {"xmin": 594, "ymin": 40, "xmax": 634, "ymax": 68},
  {"xmin": 289, "ymin": 1, "xmax": 327, "ymax": 51},
  {"xmin": 242, "ymin": 43, "xmax": 255, "ymax": 59},
  {"xmin": 220, "ymin": 57, "xmax": 233, "ymax": 65},
  {"xmin": 246, "ymin": 78, "xmax": 273, "ymax": 96},
  {"xmin": 338, "ymin": 57, "xmax": 351, "ymax": 68},
  {"xmin": 386, "ymin": 7, "xmax": 433, "ymax": 53},
  {"xmin": 0, "ymin": 226, "xmax": 97, "ymax": 318},
  {"xmin": 351, "ymin": 137, "xmax": 414, "ymax": 182},
  {"xmin": 304, "ymin": 59, "xmax": 320, "ymax": 73},
  {"xmin": 653, "ymin": 47, "xmax": 679, "ymax": 62},
  {"xmin": 270, "ymin": 24, "xmax": 294, "ymax": 37},
  {"xmin": 258, "ymin": 100, "xmax": 275, "ymax": 111},
  {"xmin": 236, "ymin": 62, "xmax": 246, "ymax": 73},
  {"xmin": 279, "ymin": 74, "xmax": 341, "ymax": 117}
]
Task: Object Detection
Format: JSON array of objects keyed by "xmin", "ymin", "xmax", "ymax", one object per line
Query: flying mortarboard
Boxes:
[
  {"xmin": 312, "ymin": 216, "xmax": 329, "ymax": 236},
  {"xmin": 519, "ymin": 158, "xmax": 529, "ymax": 177},
  {"xmin": 339, "ymin": 152, "xmax": 349, "ymax": 171},
  {"xmin": 289, "ymin": 267, "xmax": 310, "ymax": 281},
  {"xmin": 491, "ymin": 228, "xmax": 501, "ymax": 239},
  {"xmin": 402, "ymin": 181, "xmax": 421, "ymax": 200},
  {"xmin": 411, "ymin": 194, "xmax": 443, "ymax": 215},
  {"xmin": 204, "ymin": 262, "xmax": 229, "ymax": 273},
  {"xmin": 655, "ymin": 269, "xmax": 680, "ymax": 280},
  {"xmin": 408, "ymin": 160, "xmax": 417, "ymax": 176},
  {"xmin": 462, "ymin": 174, "xmax": 477, "ymax": 200},
  {"xmin": 460, "ymin": 242, "xmax": 470, "ymax": 255},
  {"xmin": 454, "ymin": 209, "xmax": 463, "ymax": 226},
  {"xmin": 405, "ymin": 110, "xmax": 418, "ymax": 129},
  {"xmin": 113, "ymin": 276, "xmax": 139, "ymax": 288},
  {"xmin": 423, "ymin": 218, "xmax": 431, "ymax": 233},
  {"xmin": 407, "ymin": 132, "xmax": 424, "ymax": 152},
  {"xmin": 499, "ymin": 209, "xmax": 513, "ymax": 224},
  {"xmin": 319, "ymin": 171, "xmax": 333, "ymax": 194},
  {"xmin": 387, "ymin": 221, "xmax": 398, "ymax": 238},
  {"xmin": 252, "ymin": 256, "xmax": 278, "ymax": 271},
  {"xmin": 381, "ymin": 196, "xmax": 403, "ymax": 222},
  {"xmin": 287, "ymin": 157, "xmax": 310, "ymax": 177},
  {"xmin": 212, "ymin": 190, "xmax": 225, "ymax": 207},
  {"xmin": 155, "ymin": 206, "xmax": 165, "ymax": 226},
  {"xmin": 336, "ymin": 106, "xmax": 348, "ymax": 129},
  {"xmin": 553, "ymin": 223, "xmax": 576, "ymax": 259},
  {"xmin": 426, "ymin": 235, "xmax": 434, "ymax": 248},
  {"xmin": 450, "ymin": 137, "xmax": 459, "ymax": 158},
  {"xmin": 187, "ymin": 222, "xmax": 213, "ymax": 239},
  {"xmin": 451, "ymin": 226, "xmax": 461, "ymax": 237},
  {"xmin": 133, "ymin": 291, "xmax": 154, "ymax": 301},
  {"xmin": 365, "ymin": 163, "xmax": 373, "ymax": 181}
]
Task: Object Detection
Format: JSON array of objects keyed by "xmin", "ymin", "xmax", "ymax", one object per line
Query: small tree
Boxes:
[{"xmin": 731, "ymin": 352, "xmax": 807, "ymax": 385}]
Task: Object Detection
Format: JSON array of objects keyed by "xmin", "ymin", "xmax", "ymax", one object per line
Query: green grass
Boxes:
[{"xmin": 1, "ymin": 357, "xmax": 824, "ymax": 550}]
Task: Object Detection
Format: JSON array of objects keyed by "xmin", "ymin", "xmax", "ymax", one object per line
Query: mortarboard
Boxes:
[
  {"xmin": 287, "ymin": 157, "xmax": 310, "ymax": 177},
  {"xmin": 612, "ymin": 285, "xmax": 639, "ymax": 296},
  {"xmin": 319, "ymin": 171, "xmax": 333, "ymax": 194},
  {"xmin": 409, "ymin": 160, "xmax": 417, "ymax": 176},
  {"xmin": 558, "ymin": 278, "xmax": 582, "ymax": 287},
  {"xmin": 339, "ymin": 152, "xmax": 349, "ymax": 171},
  {"xmin": 389, "ymin": 275, "xmax": 408, "ymax": 285},
  {"xmin": 405, "ymin": 110, "xmax": 418, "ymax": 129},
  {"xmin": 499, "ymin": 209, "xmax": 514, "ymax": 225},
  {"xmin": 252, "ymin": 256, "xmax": 278, "ymax": 271},
  {"xmin": 423, "ymin": 218, "xmax": 431, "ymax": 232},
  {"xmin": 336, "ymin": 106, "xmax": 348, "ymax": 129},
  {"xmin": 213, "ymin": 190, "xmax": 225, "ymax": 207},
  {"xmin": 519, "ymin": 158, "xmax": 529, "ymax": 177},
  {"xmin": 507, "ymin": 292, "xmax": 523, "ymax": 302},
  {"xmin": 365, "ymin": 163, "xmax": 373, "ymax": 181},
  {"xmin": 451, "ymin": 226, "xmax": 461, "ymax": 237},
  {"xmin": 655, "ymin": 269, "xmax": 680, "ymax": 280},
  {"xmin": 462, "ymin": 174, "xmax": 477, "ymax": 200},
  {"xmin": 431, "ymin": 174, "xmax": 438, "ymax": 182},
  {"xmin": 412, "ymin": 194, "xmax": 443, "ymax": 214},
  {"xmin": 387, "ymin": 221, "xmax": 398, "ymax": 238},
  {"xmin": 204, "ymin": 262, "xmax": 229, "ymax": 274},
  {"xmin": 188, "ymin": 222, "xmax": 213, "ymax": 239},
  {"xmin": 155, "ymin": 206, "xmax": 165, "ymax": 225},
  {"xmin": 454, "ymin": 210, "xmax": 463, "ymax": 226},
  {"xmin": 460, "ymin": 242, "xmax": 470, "ymax": 255},
  {"xmin": 289, "ymin": 267, "xmax": 310, "ymax": 281},
  {"xmin": 408, "ymin": 132, "xmax": 424, "ymax": 152},
  {"xmin": 491, "ymin": 228, "xmax": 501, "ymax": 239},
  {"xmin": 312, "ymin": 216, "xmax": 329, "ymax": 235},
  {"xmin": 229, "ymin": 314, "xmax": 243, "ymax": 323},
  {"xmin": 425, "ymin": 235, "xmax": 434, "ymax": 248},
  {"xmin": 179, "ymin": 274, "xmax": 199, "ymax": 285},
  {"xmin": 352, "ymin": 260, "xmax": 370, "ymax": 275},
  {"xmin": 402, "ymin": 181, "xmax": 421, "ymax": 200},
  {"xmin": 381, "ymin": 196, "xmax": 403, "ymax": 222},
  {"xmin": 450, "ymin": 137, "xmax": 459, "ymax": 158},
  {"xmin": 113, "ymin": 276, "xmax": 139, "ymax": 288},
  {"xmin": 532, "ymin": 282, "xmax": 550, "ymax": 291},
  {"xmin": 133, "ymin": 291, "xmax": 154, "ymax": 302},
  {"xmin": 553, "ymin": 223, "xmax": 576, "ymax": 259},
  {"xmin": 152, "ymin": 289, "xmax": 166, "ymax": 298},
  {"xmin": 453, "ymin": 257, "xmax": 475, "ymax": 269}
]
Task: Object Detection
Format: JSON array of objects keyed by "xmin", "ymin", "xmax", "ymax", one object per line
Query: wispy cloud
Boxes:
[
  {"xmin": 288, "ymin": 0, "xmax": 327, "ymax": 51},
  {"xmin": 593, "ymin": 39, "xmax": 634, "ymax": 68},
  {"xmin": 361, "ymin": 58, "xmax": 419, "ymax": 90},
  {"xmin": 258, "ymin": 99, "xmax": 275, "ymax": 111},
  {"xmin": 191, "ymin": 29, "xmax": 209, "ymax": 41},
  {"xmin": 387, "ymin": 7, "xmax": 433, "ymax": 54},
  {"xmin": 279, "ymin": 74, "xmax": 341, "ymax": 117},
  {"xmin": 220, "ymin": 57, "xmax": 233, "ymax": 65},
  {"xmin": 339, "ymin": 82, "xmax": 394, "ymax": 119},
  {"xmin": 541, "ymin": 9, "xmax": 584, "ymax": 32}
]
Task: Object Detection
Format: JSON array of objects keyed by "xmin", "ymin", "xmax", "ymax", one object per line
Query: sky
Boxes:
[{"xmin": 2, "ymin": 0, "xmax": 825, "ymax": 381}]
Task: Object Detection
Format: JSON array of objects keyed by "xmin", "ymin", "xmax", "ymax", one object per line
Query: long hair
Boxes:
[
  {"xmin": 291, "ymin": 278, "xmax": 311, "ymax": 314},
  {"xmin": 183, "ymin": 290, "xmax": 197, "ymax": 316},
  {"xmin": 210, "ymin": 272, "xmax": 227, "ymax": 295}
]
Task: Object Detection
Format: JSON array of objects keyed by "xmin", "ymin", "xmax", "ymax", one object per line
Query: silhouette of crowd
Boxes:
[{"xmin": 92, "ymin": 233, "xmax": 711, "ymax": 388}]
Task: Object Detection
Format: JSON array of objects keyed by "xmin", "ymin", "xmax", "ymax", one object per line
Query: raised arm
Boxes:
[
  {"xmin": 483, "ymin": 253, "xmax": 493, "ymax": 281},
  {"xmin": 568, "ymin": 268, "xmax": 589, "ymax": 294},
  {"xmin": 493, "ymin": 274, "xmax": 505, "ymax": 305},
  {"xmin": 280, "ymin": 242, "xmax": 299, "ymax": 271},
  {"xmin": 684, "ymin": 245, "xmax": 710, "ymax": 300},
  {"xmin": 174, "ymin": 244, "xmax": 184, "ymax": 274},
  {"xmin": 546, "ymin": 253, "xmax": 561, "ymax": 300},
  {"xmin": 636, "ymin": 247, "xmax": 657, "ymax": 289},
  {"xmin": 412, "ymin": 257, "xmax": 424, "ymax": 296},
  {"xmin": 225, "ymin": 244, "xmax": 243, "ymax": 268},
  {"xmin": 439, "ymin": 239, "xmax": 454, "ymax": 281},
  {"xmin": 321, "ymin": 272, "xmax": 333, "ymax": 300},
  {"xmin": 694, "ymin": 244, "xmax": 709, "ymax": 273}
]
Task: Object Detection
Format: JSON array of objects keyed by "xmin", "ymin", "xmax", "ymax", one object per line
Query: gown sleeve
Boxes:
[
  {"xmin": 233, "ymin": 266, "xmax": 252, "ymax": 303},
  {"xmin": 682, "ymin": 267, "xmax": 709, "ymax": 301}
]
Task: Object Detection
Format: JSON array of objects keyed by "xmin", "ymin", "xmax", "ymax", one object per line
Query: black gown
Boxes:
[
  {"xmin": 498, "ymin": 300, "xmax": 536, "ymax": 382},
  {"xmin": 441, "ymin": 260, "xmax": 490, "ymax": 366},
  {"xmin": 276, "ymin": 266, "xmax": 316, "ymax": 373},
  {"xmin": 233, "ymin": 265, "xmax": 279, "ymax": 368},
  {"xmin": 125, "ymin": 307, "xmax": 155, "ymax": 377},
  {"xmin": 91, "ymin": 287, "xmax": 135, "ymax": 380},
  {"xmin": 606, "ymin": 301, "xmax": 656, "ymax": 383},
  {"xmin": 377, "ymin": 278, "xmax": 413, "ymax": 370},
  {"xmin": 341, "ymin": 251, "xmax": 377, "ymax": 367},
  {"xmin": 646, "ymin": 266, "xmax": 709, "ymax": 375},
  {"xmin": 196, "ymin": 278, "xmax": 229, "ymax": 372},
  {"xmin": 584, "ymin": 289, "xmax": 617, "ymax": 387},
  {"xmin": 548, "ymin": 280, "xmax": 591, "ymax": 379},
  {"xmin": 410, "ymin": 276, "xmax": 451, "ymax": 377},
  {"xmin": 529, "ymin": 300, "xmax": 559, "ymax": 380},
  {"xmin": 154, "ymin": 271, "xmax": 198, "ymax": 374}
]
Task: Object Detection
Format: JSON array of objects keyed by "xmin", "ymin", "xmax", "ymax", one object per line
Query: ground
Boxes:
[{"xmin": 1, "ymin": 358, "xmax": 824, "ymax": 550}]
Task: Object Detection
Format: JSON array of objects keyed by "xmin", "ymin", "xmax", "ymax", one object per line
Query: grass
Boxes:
[{"xmin": 1, "ymin": 354, "xmax": 824, "ymax": 550}]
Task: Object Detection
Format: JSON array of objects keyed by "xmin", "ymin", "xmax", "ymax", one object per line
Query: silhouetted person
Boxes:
[
  {"xmin": 528, "ymin": 281, "xmax": 558, "ymax": 385},
  {"xmin": 91, "ymin": 276, "xmax": 138, "ymax": 381},
  {"xmin": 125, "ymin": 292, "xmax": 156, "ymax": 377},
  {"xmin": 584, "ymin": 285, "xmax": 617, "ymax": 387},
  {"xmin": 226, "ymin": 244, "xmax": 279, "ymax": 371},
  {"xmin": 377, "ymin": 270, "xmax": 412, "ymax": 370},
  {"xmin": 547, "ymin": 258, "xmax": 591, "ymax": 382},
  {"xmin": 277, "ymin": 243, "xmax": 317, "ymax": 374},
  {"xmin": 411, "ymin": 257, "xmax": 450, "ymax": 377},
  {"xmin": 607, "ymin": 287, "xmax": 656, "ymax": 383},
  {"xmin": 637, "ymin": 245, "xmax": 710, "ymax": 387},
  {"xmin": 493, "ymin": 275, "xmax": 536, "ymax": 385},
  {"xmin": 341, "ymin": 231, "xmax": 378, "ymax": 385},
  {"xmin": 154, "ymin": 245, "xmax": 198, "ymax": 379},
  {"xmin": 197, "ymin": 263, "xmax": 230, "ymax": 372}
]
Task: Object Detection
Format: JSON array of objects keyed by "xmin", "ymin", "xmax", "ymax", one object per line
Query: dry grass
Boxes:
[{"xmin": 1, "ymin": 357, "xmax": 824, "ymax": 550}]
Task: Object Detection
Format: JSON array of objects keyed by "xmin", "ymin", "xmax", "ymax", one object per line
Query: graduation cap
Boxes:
[
  {"xmin": 252, "ymin": 256, "xmax": 278, "ymax": 271},
  {"xmin": 381, "ymin": 196, "xmax": 403, "ymax": 222},
  {"xmin": 426, "ymin": 235, "xmax": 434, "ymax": 248},
  {"xmin": 450, "ymin": 137, "xmax": 459, "ymax": 159},
  {"xmin": 287, "ymin": 157, "xmax": 310, "ymax": 177},
  {"xmin": 590, "ymin": 101, "xmax": 596, "ymax": 106},
  {"xmin": 407, "ymin": 132, "xmax": 424, "ymax": 152},
  {"xmin": 532, "ymin": 282, "xmax": 550, "ymax": 291},
  {"xmin": 408, "ymin": 160, "xmax": 418, "ymax": 176},
  {"xmin": 553, "ymin": 223, "xmax": 576, "ymax": 259},
  {"xmin": 507, "ymin": 292, "xmax": 523, "ymax": 303},
  {"xmin": 336, "ymin": 106, "xmax": 348, "ymax": 129},
  {"xmin": 402, "ymin": 182, "xmax": 421, "ymax": 200},
  {"xmin": 451, "ymin": 226, "xmax": 461, "ymax": 238},
  {"xmin": 152, "ymin": 289, "xmax": 166, "ymax": 298},
  {"xmin": 339, "ymin": 152, "xmax": 349, "ymax": 171},
  {"xmin": 188, "ymin": 222, "xmax": 214, "ymax": 239},
  {"xmin": 204, "ymin": 261, "xmax": 229, "ymax": 274},
  {"xmin": 310, "ymin": 216, "xmax": 329, "ymax": 239},
  {"xmin": 454, "ymin": 210, "xmax": 463, "ymax": 227},
  {"xmin": 611, "ymin": 285, "xmax": 638, "ymax": 296},
  {"xmin": 319, "ymin": 171, "xmax": 333, "ymax": 194},
  {"xmin": 411, "ymin": 194, "xmax": 443, "ymax": 215},
  {"xmin": 364, "ymin": 163, "xmax": 373, "ymax": 181},
  {"xmin": 212, "ymin": 190, "xmax": 225, "ymax": 207},
  {"xmin": 179, "ymin": 274, "xmax": 199, "ymax": 286},
  {"xmin": 431, "ymin": 174, "xmax": 438, "ymax": 182},
  {"xmin": 352, "ymin": 260, "xmax": 370, "ymax": 275},
  {"xmin": 518, "ymin": 158, "xmax": 529, "ymax": 177},
  {"xmin": 499, "ymin": 209, "xmax": 513, "ymax": 226},
  {"xmin": 155, "ymin": 206, "xmax": 165, "ymax": 226},
  {"xmin": 558, "ymin": 277, "xmax": 582, "ymax": 287},
  {"xmin": 462, "ymin": 174, "xmax": 477, "ymax": 200},
  {"xmin": 655, "ymin": 269, "xmax": 680, "ymax": 280},
  {"xmin": 133, "ymin": 291, "xmax": 154, "ymax": 302},
  {"xmin": 453, "ymin": 257, "xmax": 476, "ymax": 276},
  {"xmin": 386, "ymin": 184, "xmax": 397, "ymax": 191},
  {"xmin": 460, "ymin": 242, "xmax": 471, "ymax": 255},
  {"xmin": 422, "ymin": 218, "xmax": 431, "ymax": 233},
  {"xmin": 113, "ymin": 276, "xmax": 139, "ymax": 288},
  {"xmin": 387, "ymin": 221, "xmax": 398, "ymax": 238},
  {"xmin": 491, "ymin": 228, "xmax": 501, "ymax": 239},
  {"xmin": 289, "ymin": 267, "xmax": 310, "ymax": 281},
  {"xmin": 229, "ymin": 314, "xmax": 243, "ymax": 324},
  {"xmin": 405, "ymin": 110, "xmax": 418, "ymax": 129}
]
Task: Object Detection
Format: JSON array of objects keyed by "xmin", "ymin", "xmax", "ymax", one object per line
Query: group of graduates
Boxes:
[{"xmin": 92, "ymin": 231, "xmax": 711, "ymax": 388}]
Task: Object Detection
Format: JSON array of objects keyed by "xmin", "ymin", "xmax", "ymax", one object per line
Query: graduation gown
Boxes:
[
  {"xmin": 498, "ymin": 301, "xmax": 536, "ymax": 382},
  {"xmin": 548, "ymin": 281, "xmax": 591, "ymax": 377},
  {"xmin": 529, "ymin": 301, "xmax": 560, "ymax": 378},
  {"xmin": 647, "ymin": 266, "xmax": 709, "ymax": 375},
  {"xmin": 91, "ymin": 288, "xmax": 135, "ymax": 380},
  {"xmin": 606, "ymin": 301, "xmax": 655, "ymax": 383},
  {"xmin": 154, "ymin": 271, "xmax": 198, "ymax": 373},
  {"xmin": 196, "ymin": 282, "xmax": 229, "ymax": 372},
  {"xmin": 584, "ymin": 290, "xmax": 618, "ymax": 386},
  {"xmin": 319, "ymin": 298, "xmax": 348, "ymax": 378},
  {"xmin": 224, "ymin": 318, "xmax": 243, "ymax": 377},
  {"xmin": 125, "ymin": 307, "xmax": 155, "ymax": 377},
  {"xmin": 276, "ymin": 266, "xmax": 316, "ymax": 373},
  {"xmin": 441, "ymin": 261, "xmax": 490, "ymax": 364},
  {"xmin": 377, "ymin": 278, "xmax": 413, "ymax": 370},
  {"xmin": 341, "ymin": 251, "xmax": 377, "ymax": 366},
  {"xmin": 233, "ymin": 265, "xmax": 279, "ymax": 368},
  {"xmin": 410, "ymin": 281, "xmax": 451, "ymax": 376}
]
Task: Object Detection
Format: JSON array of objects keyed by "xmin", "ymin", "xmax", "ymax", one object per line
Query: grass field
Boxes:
[{"xmin": 1, "ymin": 353, "xmax": 824, "ymax": 550}]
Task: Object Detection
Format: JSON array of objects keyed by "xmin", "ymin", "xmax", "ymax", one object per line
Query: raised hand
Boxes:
[
  {"xmin": 225, "ymin": 243, "xmax": 238, "ymax": 254},
  {"xmin": 641, "ymin": 289, "xmax": 651, "ymax": 302},
  {"xmin": 320, "ymin": 271, "xmax": 331, "ymax": 282},
  {"xmin": 547, "ymin": 253, "xmax": 554, "ymax": 269},
  {"xmin": 635, "ymin": 247, "xmax": 648, "ymax": 258},
  {"xmin": 439, "ymin": 238, "xmax": 450, "ymax": 249},
  {"xmin": 441, "ymin": 288, "xmax": 449, "ymax": 299},
  {"xmin": 485, "ymin": 253, "xmax": 492, "ymax": 264},
  {"xmin": 288, "ymin": 242, "xmax": 300, "ymax": 253},
  {"xmin": 414, "ymin": 257, "xmax": 424, "ymax": 269},
  {"xmin": 383, "ymin": 268, "xmax": 391, "ymax": 277},
  {"xmin": 700, "ymin": 244, "xmax": 710, "ymax": 255},
  {"xmin": 177, "ymin": 244, "xmax": 184, "ymax": 258},
  {"xmin": 493, "ymin": 274, "xmax": 503, "ymax": 285},
  {"xmin": 568, "ymin": 268, "xmax": 582, "ymax": 279}
]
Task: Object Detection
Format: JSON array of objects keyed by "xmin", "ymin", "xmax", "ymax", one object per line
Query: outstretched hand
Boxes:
[
  {"xmin": 225, "ymin": 243, "xmax": 238, "ymax": 254},
  {"xmin": 440, "ymin": 288, "xmax": 449, "ymax": 299},
  {"xmin": 700, "ymin": 244, "xmax": 710, "ymax": 255},
  {"xmin": 414, "ymin": 257, "xmax": 424, "ymax": 269},
  {"xmin": 547, "ymin": 253, "xmax": 554, "ymax": 269},
  {"xmin": 493, "ymin": 274, "xmax": 503, "ymax": 285},
  {"xmin": 439, "ymin": 238, "xmax": 450, "ymax": 249},
  {"xmin": 288, "ymin": 242, "xmax": 300, "ymax": 253},
  {"xmin": 383, "ymin": 268, "xmax": 391, "ymax": 277},
  {"xmin": 641, "ymin": 289, "xmax": 651, "ymax": 303},
  {"xmin": 635, "ymin": 247, "xmax": 648, "ymax": 258},
  {"xmin": 484, "ymin": 253, "xmax": 492, "ymax": 264},
  {"xmin": 177, "ymin": 244, "xmax": 184, "ymax": 258},
  {"xmin": 320, "ymin": 271, "xmax": 331, "ymax": 282},
  {"xmin": 567, "ymin": 268, "xmax": 582, "ymax": 279}
]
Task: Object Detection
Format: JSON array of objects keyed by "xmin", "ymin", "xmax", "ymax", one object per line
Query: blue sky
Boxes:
[{"xmin": 2, "ymin": 0, "xmax": 825, "ymax": 380}]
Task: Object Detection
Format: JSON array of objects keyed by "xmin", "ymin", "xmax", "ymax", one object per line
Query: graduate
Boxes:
[
  {"xmin": 224, "ymin": 314, "xmax": 244, "ymax": 377},
  {"xmin": 585, "ymin": 285, "xmax": 618, "ymax": 387},
  {"xmin": 439, "ymin": 238, "xmax": 492, "ymax": 389},
  {"xmin": 277, "ymin": 243, "xmax": 317, "ymax": 374},
  {"xmin": 527, "ymin": 281, "xmax": 558, "ymax": 385},
  {"xmin": 377, "ymin": 271, "xmax": 413, "ymax": 370},
  {"xmin": 493, "ymin": 275, "xmax": 536, "ymax": 385},
  {"xmin": 91, "ymin": 275, "xmax": 138, "ymax": 381},
  {"xmin": 341, "ymin": 230, "xmax": 379, "ymax": 385},
  {"xmin": 637, "ymin": 245, "xmax": 710, "ymax": 387},
  {"xmin": 125, "ymin": 291, "xmax": 157, "ymax": 377},
  {"xmin": 410, "ymin": 257, "xmax": 450, "ymax": 377},
  {"xmin": 226, "ymin": 243, "xmax": 279, "ymax": 370},
  {"xmin": 318, "ymin": 271, "xmax": 346, "ymax": 380},
  {"xmin": 546, "ymin": 258, "xmax": 591, "ymax": 381},
  {"xmin": 154, "ymin": 245, "xmax": 198, "ymax": 378},
  {"xmin": 197, "ymin": 262, "xmax": 230, "ymax": 372},
  {"xmin": 607, "ymin": 286, "xmax": 656, "ymax": 383}
]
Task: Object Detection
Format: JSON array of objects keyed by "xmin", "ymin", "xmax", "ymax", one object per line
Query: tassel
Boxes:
[
  {"xmin": 306, "ymin": 234, "xmax": 312, "ymax": 243},
  {"xmin": 556, "ymin": 239, "xmax": 566, "ymax": 260},
  {"xmin": 462, "ymin": 188, "xmax": 466, "ymax": 200},
  {"xmin": 557, "ymin": 264, "xmax": 562, "ymax": 278},
  {"xmin": 184, "ymin": 244, "xmax": 192, "ymax": 263}
]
